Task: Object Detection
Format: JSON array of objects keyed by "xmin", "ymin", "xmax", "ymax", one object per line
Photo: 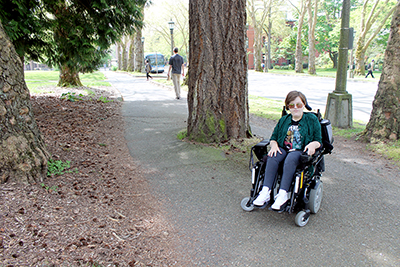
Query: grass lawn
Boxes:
[{"xmin": 25, "ymin": 71, "xmax": 111, "ymax": 94}]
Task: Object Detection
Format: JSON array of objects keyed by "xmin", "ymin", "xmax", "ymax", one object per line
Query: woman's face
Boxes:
[{"xmin": 288, "ymin": 96, "xmax": 304, "ymax": 119}]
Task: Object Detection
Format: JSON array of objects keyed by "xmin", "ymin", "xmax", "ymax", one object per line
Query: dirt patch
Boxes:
[{"xmin": 0, "ymin": 87, "xmax": 182, "ymax": 266}]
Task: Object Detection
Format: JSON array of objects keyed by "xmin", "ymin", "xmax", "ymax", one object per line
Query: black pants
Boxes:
[
  {"xmin": 146, "ymin": 72, "xmax": 152, "ymax": 80},
  {"xmin": 365, "ymin": 70, "xmax": 374, "ymax": 78}
]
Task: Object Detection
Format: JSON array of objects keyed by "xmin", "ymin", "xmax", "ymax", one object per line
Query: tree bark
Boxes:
[
  {"xmin": 188, "ymin": 0, "xmax": 250, "ymax": 143},
  {"xmin": 121, "ymin": 36, "xmax": 128, "ymax": 71},
  {"xmin": 117, "ymin": 43, "xmax": 122, "ymax": 70},
  {"xmin": 127, "ymin": 34, "xmax": 135, "ymax": 72},
  {"xmin": 295, "ymin": 0, "xmax": 306, "ymax": 73},
  {"xmin": 307, "ymin": 0, "xmax": 318, "ymax": 75},
  {"xmin": 0, "ymin": 22, "xmax": 49, "ymax": 184},
  {"xmin": 134, "ymin": 31, "xmax": 144, "ymax": 72},
  {"xmin": 361, "ymin": 1, "xmax": 400, "ymax": 142},
  {"xmin": 58, "ymin": 65, "xmax": 83, "ymax": 87},
  {"xmin": 329, "ymin": 51, "xmax": 338, "ymax": 68}
]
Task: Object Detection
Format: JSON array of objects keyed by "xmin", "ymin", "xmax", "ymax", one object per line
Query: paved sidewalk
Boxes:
[{"xmin": 103, "ymin": 71, "xmax": 400, "ymax": 266}]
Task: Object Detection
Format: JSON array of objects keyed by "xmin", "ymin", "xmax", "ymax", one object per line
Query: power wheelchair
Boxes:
[{"xmin": 241, "ymin": 107, "xmax": 333, "ymax": 227}]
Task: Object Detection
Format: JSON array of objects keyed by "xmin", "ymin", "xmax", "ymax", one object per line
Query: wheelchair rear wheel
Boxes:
[
  {"xmin": 241, "ymin": 197, "xmax": 254, "ymax": 212},
  {"xmin": 309, "ymin": 181, "xmax": 323, "ymax": 214}
]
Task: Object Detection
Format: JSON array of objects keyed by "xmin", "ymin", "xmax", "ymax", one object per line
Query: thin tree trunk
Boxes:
[
  {"xmin": 134, "ymin": 31, "xmax": 144, "ymax": 72},
  {"xmin": 0, "ymin": 22, "xmax": 49, "ymax": 184},
  {"xmin": 266, "ymin": 6, "xmax": 272, "ymax": 71},
  {"xmin": 247, "ymin": 0, "xmax": 269, "ymax": 72},
  {"xmin": 295, "ymin": 0, "xmax": 306, "ymax": 73},
  {"xmin": 127, "ymin": 34, "xmax": 135, "ymax": 72},
  {"xmin": 361, "ymin": 1, "xmax": 400, "ymax": 142},
  {"xmin": 121, "ymin": 36, "xmax": 128, "ymax": 71},
  {"xmin": 117, "ymin": 43, "xmax": 122, "ymax": 70},
  {"xmin": 307, "ymin": 0, "xmax": 318, "ymax": 75},
  {"xmin": 188, "ymin": 0, "xmax": 250, "ymax": 143}
]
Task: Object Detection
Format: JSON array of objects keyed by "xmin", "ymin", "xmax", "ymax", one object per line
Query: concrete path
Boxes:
[{"xmin": 103, "ymin": 71, "xmax": 400, "ymax": 267}]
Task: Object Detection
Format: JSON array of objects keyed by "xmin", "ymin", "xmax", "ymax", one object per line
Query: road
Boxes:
[
  {"xmin": 248, "ymin": 71, "xmax": 378, "ymax": 123},
  {"xmin": 103, "ymin": 71, "xmax": 399, "ymax": 266}
]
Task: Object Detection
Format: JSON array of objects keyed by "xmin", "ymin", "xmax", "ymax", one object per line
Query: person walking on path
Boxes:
[
  {"xmin": 365, "ymin": 59, "xmax": 375, "ymax": 78},
  {"xmin": 145, "ymin": 60, "xmax": 153, "ymax": 81},
  {"xmin": 168, "ymin": 47, "xmax": 184, "ymax": 99}
]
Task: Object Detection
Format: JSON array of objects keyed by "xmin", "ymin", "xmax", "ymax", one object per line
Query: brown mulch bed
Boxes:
[{"xmin": 0, "ymin": 89, "xmax": 181, "ymax": 266}]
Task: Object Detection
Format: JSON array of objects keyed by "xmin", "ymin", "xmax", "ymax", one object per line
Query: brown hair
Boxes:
[{"xmin": 285, "ymin": 91, "xmax": 307, "ymax": 110}]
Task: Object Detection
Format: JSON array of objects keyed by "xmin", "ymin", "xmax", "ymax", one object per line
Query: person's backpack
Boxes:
[
  {"xmin": 149, "ymin": 64, "xmax": 152, "ymax": 71},
  {"xmin": 367, "ymin": 63, "xmax": 371, "ymax": 69}
]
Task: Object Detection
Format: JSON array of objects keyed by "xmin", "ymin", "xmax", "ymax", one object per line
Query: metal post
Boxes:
[
  {"xmin": 325, "ymin": 0, "xmax": 353, "ymax": 128},
  {"xmin": 168, "ymin": 20, "xmax": 175, "ymax": 56},
  {"xmin": 170, "ymin": 29, "xmax": 174, "ymax": 56}
]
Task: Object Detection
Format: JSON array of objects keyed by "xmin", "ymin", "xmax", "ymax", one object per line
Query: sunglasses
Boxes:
[{"xmin": 288, "ymin": 103, "xmax": 304, "ymax": 109}]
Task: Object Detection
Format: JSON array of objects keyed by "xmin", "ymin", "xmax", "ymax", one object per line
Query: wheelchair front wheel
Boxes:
[
  {"xmin": 241, "ymin": 197, "xmax": 254, "ymax": 212},
  {"xmin": 295, "ymin": 210, "xmax": 310, "ymax": 227},
  {"xmin": 309, "ymin": 181, "xmax": 323, "ymax": 214}
]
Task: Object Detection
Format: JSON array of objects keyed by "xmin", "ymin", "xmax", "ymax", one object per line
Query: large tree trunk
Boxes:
[
  {"xmin": 363, "ymin": 2, "xmax": 400, "ymax": 143},
  {"xmin": 295, "ymin": 0, "xmax": 306, "ymax": 73},
  {"xmin": 188, "ymin": 0, "xmax": 250, "ymax": 143},
  {"xmin": 58, "ymin": 64, "xmax": 83, "ymax": 87},
  {"xmin": 361, "ymin": 2, "xmax": 400, "ymax": 142},
  {"xmin": 0, "ymin": 22, "xmax": 49, "ymax": 184}
]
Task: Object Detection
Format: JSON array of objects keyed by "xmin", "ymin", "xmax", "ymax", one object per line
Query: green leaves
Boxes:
[
  {"xmin": 60, "ymin": 92, "xmax": 84, "ymax": 102},
  {"xmin": 1, "ymin": 0, "xmax": 146, "ymax": 78},
  {"xmin": 47, "ymin": 159, "xmax": 71, "ymax": 176}
]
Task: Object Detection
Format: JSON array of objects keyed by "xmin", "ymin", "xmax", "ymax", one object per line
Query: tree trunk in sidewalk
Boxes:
[
  {"xmin": 361, "ymin": 2, "xmax": 400, "ymax": 142},
  {"xmin": 187, "ymin": 0, "xmax": 250, "ymax": 143},
  {"xmin": 0, "ymin": 22, "xmax": 49, "ymax": 184}
]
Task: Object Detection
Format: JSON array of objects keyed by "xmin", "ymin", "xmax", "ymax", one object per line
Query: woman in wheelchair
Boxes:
[{"xmin": 253, "ymin": 91, "xmax": 322, "ymax": 211}]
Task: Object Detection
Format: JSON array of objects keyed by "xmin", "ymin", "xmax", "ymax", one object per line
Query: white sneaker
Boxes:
[
  {"xmin": 271, "ymin": 190, "xmax": 289, "ymax": 210},
  {"xmin": 253, "ymin": 187, "xmax": 270, "ymax": 206}
]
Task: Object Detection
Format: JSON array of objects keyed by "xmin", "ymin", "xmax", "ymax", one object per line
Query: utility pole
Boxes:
[{"xmin": 325, "ymin": 0, "xmax": 353, "ymax": 128}]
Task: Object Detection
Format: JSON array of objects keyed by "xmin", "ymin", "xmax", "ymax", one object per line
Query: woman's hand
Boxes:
[
  {"xmin": 268, "ymin": 141, "xmax": 282, "ymax": 157},
  {"xmin": 304, "ymin": 141, "xmax": 321, "ymax": 156}
]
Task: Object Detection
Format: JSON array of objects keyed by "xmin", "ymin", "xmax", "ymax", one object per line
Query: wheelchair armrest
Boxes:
[
  {"xmin": 299, "ymin": 150, "xmax": 321, "ymax": 165},
  {"xmin": 251, "ymin": 139, "xmax": 270, "ymax": 162},
  {"xmin": 253, "ymin": 139, "xmax": 270, "ymax": 148}
]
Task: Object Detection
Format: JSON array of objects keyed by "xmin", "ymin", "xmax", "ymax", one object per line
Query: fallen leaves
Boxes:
[{"xmin": 0, "ymin": 92, "xmax": 179, "ymax": 266}]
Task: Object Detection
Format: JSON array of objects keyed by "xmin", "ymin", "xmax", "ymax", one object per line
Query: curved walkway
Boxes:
[{"xmin": 103, "ymin": 70, "xmax": 400, "ymax": 267}]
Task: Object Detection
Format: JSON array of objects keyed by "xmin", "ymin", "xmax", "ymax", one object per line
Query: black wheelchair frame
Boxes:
[{"xmin": 241, "ymin": 108, "xmax": 333, "ymax": 227}]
